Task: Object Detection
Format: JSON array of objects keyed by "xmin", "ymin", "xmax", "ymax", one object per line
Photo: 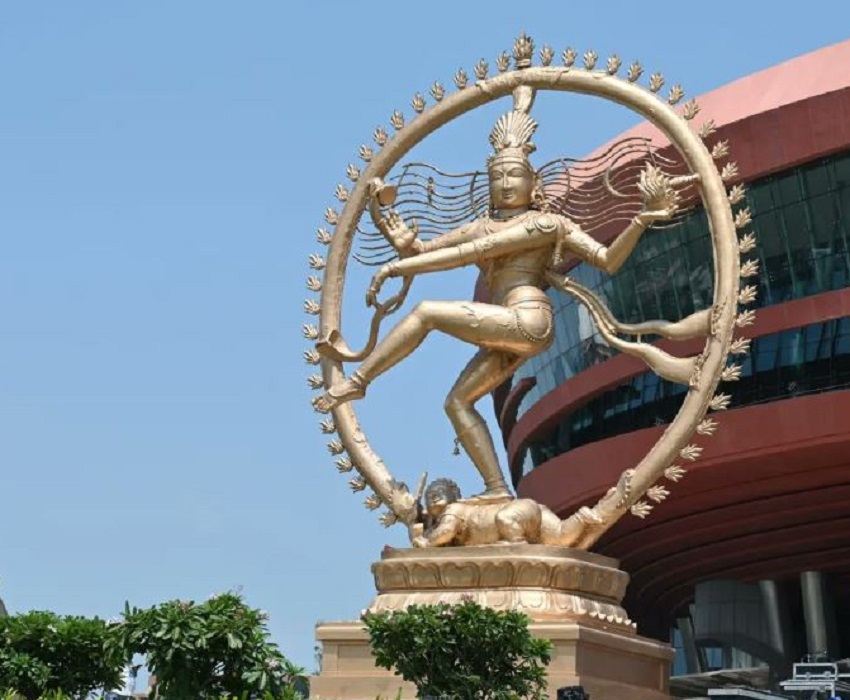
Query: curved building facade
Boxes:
[{"xmin": 494, "ymin": 40, "xmax": 850, "ymax": 693}]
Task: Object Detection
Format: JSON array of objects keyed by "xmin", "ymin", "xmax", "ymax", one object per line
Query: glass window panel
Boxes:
[
  {"xmin": 803, "ymin": 160, "xmax": 831, "ymax": 197},
  {"xmin": 833, "ymin": 153, "xmax": 850, "ymax": 189},
  {"xmin": 808, "ymin": 194, "xmax": 838, "ymax": 247},
  {"xmin": 776, "ymin": 172, "xmax": 803, "ymax": 205},
  {"xmin": 754, "ymin": 210, "xmax": 784, "ymax": 257},
  {"xmin": 756, "ymin": 334, "xmax": 779, "ymax": 372},
  {"xmin": 628, "ymin": 376, "xmax": 643, "ymax": 411},
  {"xmin": 764, "ymin": 253, "xmax": 793, "ymax": 302},
  {"xmin": 818, "ymin": 320, "xmax": 836, "ymax": 361},
  {"xmin": 643, "ymin": 373, "xmax": 660, "ymax": 402},
  {"xmin": 835, "ymin": 157, "xmax": 850, "ymax": 224},
  {"xmin": 781, "ymin": 202, "xmax": 808, "ymax": 252},
  {"xmin": 805, "ymin": 323, "xmax": 823, "ymax": 363},
  {"xmin": 790, "ymin": 249, "xmax": 815, "ymax": 296},
  {"xmin": 749, "ymin": 182, "xmax": 774, "ymax": 214},
  {"xmin": 552, "ymin": 357, "xmax": 566, "ymax": 386},
  {"xmin": 703, "ymin": 646, "xmax": 724, "ymax": 671},
  {"xmin": 778, "ymin": 329, "xmax": 804, "ymax": 368},
  {"xmin": 837, "ymin": 319, "xmax": 850, "ymax": 356}
]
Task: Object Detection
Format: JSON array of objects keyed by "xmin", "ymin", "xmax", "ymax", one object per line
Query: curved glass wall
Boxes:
[
  {"xmin": 524, "ymin": 317, "xmax": 850, "ymax": 471},
  {"xmin": 513, "ymin": 149, "xmax": 850, "ymax": 473}
]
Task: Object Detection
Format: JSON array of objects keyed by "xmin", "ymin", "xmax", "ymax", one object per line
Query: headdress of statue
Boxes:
[{"xmin": 488, "ymin": 109, "xmax": 538, "ymax": 162}]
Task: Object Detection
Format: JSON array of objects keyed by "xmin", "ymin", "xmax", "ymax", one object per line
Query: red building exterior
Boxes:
[{"xmin": 494, "ymin": 40, "xmax": 850, "ymax": 688}]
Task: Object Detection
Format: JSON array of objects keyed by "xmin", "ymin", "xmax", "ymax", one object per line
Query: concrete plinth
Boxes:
[{"xmin": 312, "ymin": 620, "xmax": 672, "ymax": 699}]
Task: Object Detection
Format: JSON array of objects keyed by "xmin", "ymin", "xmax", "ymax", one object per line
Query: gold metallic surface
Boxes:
[
  {"xmin": 369, "ymin": 544, "xmax": 632, "ymax": 628},
  {"xmin": 407, "ymin": 478, "xmax": 600, "ymax": 549},
  {"xmin": 305, "ymin": 33, "xmax": 750, "ymax": 550}
]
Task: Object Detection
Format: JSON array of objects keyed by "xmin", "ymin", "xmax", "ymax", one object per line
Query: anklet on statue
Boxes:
[{"xmin": 314, "ymin": 371, "xmax": 368, "ymax": 412}]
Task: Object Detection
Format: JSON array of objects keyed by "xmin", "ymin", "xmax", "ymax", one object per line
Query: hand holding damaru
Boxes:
[{"xmin": 368, "ymin": 178, "xmax": 420, "ymax": 255}]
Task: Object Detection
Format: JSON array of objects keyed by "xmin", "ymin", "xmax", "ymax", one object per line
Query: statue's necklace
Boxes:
[{"xmin": 485, "ymin": 210, "xmax": 531, "ymax": 234}]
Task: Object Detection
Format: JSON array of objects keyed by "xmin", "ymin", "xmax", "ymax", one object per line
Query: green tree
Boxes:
[
  {"xmin": 0, "ymin": 610, "xmax": 123, "ymax": 699},
  {"xmin": 363, "ymin": 600, "xmax": 552, "ymax": 700},
  {"xmin": 113, "ymin": 591, "xmax": 305, "ymax": 699}
]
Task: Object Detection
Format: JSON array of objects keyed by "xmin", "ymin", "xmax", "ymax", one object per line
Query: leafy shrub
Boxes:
[
  {"xmin": 0, "ymin": 611, "xmax": 123, "ymax": 699},
  {"xmin": 363, "ymin": 600, "xmax": 551, "ymax": 700},
  {"xmin": 112, "ymin": 592, "xmax": 305, "ymax": 699}
]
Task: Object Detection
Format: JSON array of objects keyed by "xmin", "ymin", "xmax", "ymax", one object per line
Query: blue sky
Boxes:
[{"xmin": 1, "ymin": 1, "xmax": 848, "ymax": 671}]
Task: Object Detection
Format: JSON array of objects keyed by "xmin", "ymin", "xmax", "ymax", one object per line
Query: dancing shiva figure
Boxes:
[{"xmin": 316, "ymin": 98, "xmax": 681, "ymax": 502}]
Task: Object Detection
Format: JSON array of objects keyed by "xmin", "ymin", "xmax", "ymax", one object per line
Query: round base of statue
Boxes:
[
  {"xmin": 312, "ymin": 545, "xmax": 673, "ymax": 700},
  {"xmin": 370, "ymin": 543, "xmax": 634, "ymax": 629}
]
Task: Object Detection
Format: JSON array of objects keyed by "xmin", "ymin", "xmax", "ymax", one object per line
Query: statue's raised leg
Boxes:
[{"xmin": 318, "ymin": 300, "xmax": 530, "ymax": 411}]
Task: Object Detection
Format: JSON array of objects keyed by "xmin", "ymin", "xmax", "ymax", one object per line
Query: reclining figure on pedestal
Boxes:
[{"xmin": 410, "ymin": 477, "xmax": 634, "ymax": 548}]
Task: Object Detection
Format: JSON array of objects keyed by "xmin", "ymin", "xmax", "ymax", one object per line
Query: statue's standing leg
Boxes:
[
  {"xmin": 317, "ymin": 303, "xmax": 542, "ymax": 495},
  {"xmin": 445, "ymin": 349, "xmax": 522, "ymax": 499}
]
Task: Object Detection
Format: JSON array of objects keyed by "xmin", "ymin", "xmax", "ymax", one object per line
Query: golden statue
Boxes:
[
  {"xmin": 316, "ymin": 98, "xmax": 681, "ymax": 502},
  {"xmin": 305, "ymin": 33, "xmax": 754, "ymax": 550}
]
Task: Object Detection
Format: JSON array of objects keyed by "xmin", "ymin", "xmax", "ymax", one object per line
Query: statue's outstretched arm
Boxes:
[
  {"xmin": 413, "ymin": 514, "xmax": 462, "ymax": 548},
  {"xmin": 368, "ymin": 178, "xmax": 476, "ymax": 257},
  {"xmin": 563, "ymin": 217, "xmax": 652, "ymax": 275},
  {"xmin": 413, "ymin": 223, "xmax": 476, "ymax": 254},
  {"xmin": 560, "ymin": 165, "xmax": 682, "ymax": 274},
  {"xmin": 366, "ymin": 217, "xmax": 551, "ymax": 305}
]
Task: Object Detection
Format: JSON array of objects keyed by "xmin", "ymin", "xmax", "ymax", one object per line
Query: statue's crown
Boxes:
[{"xmin": 488, "ymin": 111, "xmax": 538, "ymax": 159}]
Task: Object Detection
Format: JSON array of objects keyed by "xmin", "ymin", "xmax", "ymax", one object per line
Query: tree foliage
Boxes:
[
  {"xmin": 113, "ymin": 592, "xmax": 305, "ymax": 699},
  {"xmin": 363, "ymin": 600, "xmax": 552, "ymax": 700},
  {"xmin": 0, "ymin": 611, "xmax": 123, "ymax": 699}
]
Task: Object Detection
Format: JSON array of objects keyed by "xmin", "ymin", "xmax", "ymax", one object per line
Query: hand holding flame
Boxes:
[{"xmin": 637, "ymin": 165, "xmax": 681, "ymax": 224}]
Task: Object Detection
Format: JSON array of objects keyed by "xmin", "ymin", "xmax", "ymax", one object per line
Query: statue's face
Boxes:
[
  {"xmin": 425, "ymin": 488, "xmax": 451, "ymax": 517},
  {"xmin": 488, "ymin": 157, "xmax": 534, "ymax": 211}
]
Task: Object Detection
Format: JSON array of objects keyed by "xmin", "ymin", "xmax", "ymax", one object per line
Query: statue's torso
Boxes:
[
  {"xmin": 451, "ymin": 502, "xmax": 508, "ymax": 545},
  {"xmin": 470, "ymin": 212, "xmax": 559, "ymax": 306},
  {"xmin": 444, "ymin": 498, "xmax": 549, "ymax": 546}
]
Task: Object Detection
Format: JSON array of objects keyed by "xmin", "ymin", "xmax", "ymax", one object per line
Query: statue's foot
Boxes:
[
  {"xmin": 461, "ymin": 485, "xmax": 514, "ymax": 505},
  {"xmin": 313, "ymin": 376, "xmax": 366, "ymax": 413}
]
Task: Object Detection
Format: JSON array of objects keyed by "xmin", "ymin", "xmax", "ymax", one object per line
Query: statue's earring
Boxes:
[{"xmin": 531, "ymin": 176, "xmax": 548, "ymax": 211}]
